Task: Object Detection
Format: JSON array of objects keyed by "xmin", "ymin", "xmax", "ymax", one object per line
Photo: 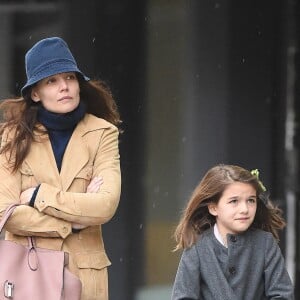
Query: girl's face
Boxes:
[
  {"xmin": 208, "ymin": 182, "xmax": 257, "ymax": 240},
  {"xmin": 31, "ymin": 72, "xmax": 80, "ymax": 114}
]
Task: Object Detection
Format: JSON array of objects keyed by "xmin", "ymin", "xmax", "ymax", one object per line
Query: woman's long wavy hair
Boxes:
[
  {"xmin": 0, "ymin": 75, "xmax": 121, "ymax": 173},
  {"xmin": 173, "ymin": 164, "xmax": 286, "ymax": 251}
]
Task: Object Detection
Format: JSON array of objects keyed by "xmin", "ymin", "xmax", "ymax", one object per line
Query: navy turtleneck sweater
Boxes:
[
  {"xmin": 29, "ymin": 102, "xmax": 86, "ymax": 208},
  {"xmin": 37, "ymin": 102, "xmax": 86, "ymax": 172}
]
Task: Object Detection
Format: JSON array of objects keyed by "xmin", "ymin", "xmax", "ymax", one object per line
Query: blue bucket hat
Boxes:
[{"xmin": 21, "ymin": 37, "xmax": 89, "ymax": 96}]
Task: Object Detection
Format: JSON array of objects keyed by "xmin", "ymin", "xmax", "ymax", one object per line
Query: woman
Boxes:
[{"xmin": 0, "ymin": 37, "xmax": 121, "ymax": 300}]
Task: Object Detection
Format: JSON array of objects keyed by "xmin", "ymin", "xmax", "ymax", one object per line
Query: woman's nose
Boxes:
[{"xmin": 59, "ymin": 78, "xmax": 68, "ymax": 90}]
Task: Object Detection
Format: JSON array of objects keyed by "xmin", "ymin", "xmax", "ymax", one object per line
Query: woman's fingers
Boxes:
[
  {"xmin": 87, "ymin": 176, "xmax": 103, "ymax": 193},
  {"xmin": 73, "ymin": 177, "xmax": 104, "ymax": 229},
  {"xmin": 72, "ymin": 223, "xmax": 88, "ymax": 230}
]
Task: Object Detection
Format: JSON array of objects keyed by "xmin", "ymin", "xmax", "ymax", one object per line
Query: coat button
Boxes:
[
  {"xmin": 230, "ymin": 236, "xmax": 237, "ymax": 242},
  {"xmin": 229, "ymin": 266, "xmax": 236, "ymax": 275}
]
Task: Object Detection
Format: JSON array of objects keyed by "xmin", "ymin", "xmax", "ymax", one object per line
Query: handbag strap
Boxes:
[
  {"xmin": 0, "ymin": 203, "xmax": 34, "ymax": 249},
  {"xmin": 0, "ymin": 203, "xmax": 20, "ymax": 233},
  {"xmin": 0, "ymin": 204, "xmax": 69, "ymax": 271}
]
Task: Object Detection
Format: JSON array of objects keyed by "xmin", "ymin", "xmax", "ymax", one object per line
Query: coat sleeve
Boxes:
[
  {"xmin": 0, "ymin": 155, "xmax": 72, "ymax": 239},
  {"xmin": 34, "ymin": 125, "xmax": 121, "ymax": 225},
  {"xmin": 264, "ymin": 234, "xmax": 294, "ymax": 299},
  {"xmin": 171, "ymin": 246, "xmax": 201, "ymax": 300}
]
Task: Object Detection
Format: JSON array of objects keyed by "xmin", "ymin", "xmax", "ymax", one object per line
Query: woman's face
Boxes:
[
  {"xmin": 208, "ymin": 182, "xmax": 257, "ymax": 239},
  {"xmin": 31, "ymin": 72, "xmax": 80, "ymax": 114}
]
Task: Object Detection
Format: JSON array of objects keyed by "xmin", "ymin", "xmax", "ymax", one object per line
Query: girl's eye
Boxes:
[
  {"xmin": 248, "ymin": 198, "xmax": 256, "ymax": 204},
  {"xmin": 229, "ymin": 199, "xmax": 238, "ymax": 204}
]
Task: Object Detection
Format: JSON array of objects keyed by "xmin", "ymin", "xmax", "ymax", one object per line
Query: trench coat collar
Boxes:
[{"xmin": 24, "ymin": 114, "xmax": 111, "ymax": 191}]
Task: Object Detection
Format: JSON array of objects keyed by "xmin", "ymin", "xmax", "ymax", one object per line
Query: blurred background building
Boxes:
[{"xmin": 0, "ymin": 0, "xmax": 299, "ymax": 299}]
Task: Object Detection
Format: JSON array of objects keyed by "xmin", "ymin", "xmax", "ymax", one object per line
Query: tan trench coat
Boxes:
[{"xmin": 0, "ymin": 114, "xmax": 121, "ymax": 300}]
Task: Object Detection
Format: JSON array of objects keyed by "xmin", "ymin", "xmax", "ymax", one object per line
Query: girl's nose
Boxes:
[{"xmin": 240, "ymin": 202, "xmax": 249, "ymax": 213}]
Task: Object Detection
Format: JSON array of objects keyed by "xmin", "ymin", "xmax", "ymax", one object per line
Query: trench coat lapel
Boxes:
[
  {"xmin": 24, "ymin": 122, "xmax": 89, "ymax": 191},
  {"xmin": 24, "ymin": 136, "xmax": 61, "ymax": 187},
  {"xmin": 59, "ymin": 122, "xmax": 89, "ymax": 191},
  {"xmin": 59, "ymin": 114, "xmax": 112, "ymax": 191}
]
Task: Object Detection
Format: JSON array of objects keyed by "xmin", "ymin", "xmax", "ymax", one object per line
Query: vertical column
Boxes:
[
  {"xmin": 141, "ymin": 1, "xmax": 230, "ymax": 299},
  {"xmin": 180, "ymin": 1, "xmax": 230, "ymax": 200},
  {"xmin": 0, "ymin": 13, "xmax": 12, "ymax": 98},
  {"xmin": 284, "ymin": 0, "xmax": 297, "ymax": 286},
  {"xmin": 143, "ymin": 3, "xmax": 188, "ymax": 295},
  {"xmin": 292, "ymin": 1, "xmax": 300, "ymax": 297}
]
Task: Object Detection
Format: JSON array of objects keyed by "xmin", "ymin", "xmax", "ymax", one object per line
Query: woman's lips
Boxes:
[{"xmin": 58, "ymin": 96, "xmax": 72, "ymax": 101}]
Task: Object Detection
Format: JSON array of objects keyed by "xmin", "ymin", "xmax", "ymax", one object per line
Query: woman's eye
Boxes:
[
  {"xmin": 46, "ymin": 78, "xmax": 55, "ymax": 84},
  {"xmin": 66, "ymin": 74, "xmax": 76, "ymax": 80}
]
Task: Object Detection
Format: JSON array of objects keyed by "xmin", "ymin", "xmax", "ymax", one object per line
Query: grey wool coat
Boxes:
[{"xmin": 171, "ymin": 228, "xmax": 294, "ymax": 300}]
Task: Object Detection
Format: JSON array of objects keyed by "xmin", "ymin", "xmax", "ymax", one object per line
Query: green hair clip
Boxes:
[{"xmin": 250, "ymin": 169, "xmax": 267, "ymax": 192}]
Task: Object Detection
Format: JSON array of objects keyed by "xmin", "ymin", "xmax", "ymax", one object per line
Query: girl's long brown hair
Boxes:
[
  {"xmin": 174, "ymin": 164, "xmax": 286, "ymax": 251},
  {"xmin": 0, "ymin": 77, "xmax": 121, "ymax": 173}
]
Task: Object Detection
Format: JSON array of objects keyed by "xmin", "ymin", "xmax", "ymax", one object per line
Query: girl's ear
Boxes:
[
  {"xmin": 208, "ymin": 203, "xmax": 218, "ymax": 216},
  {"xmin": 31, "ymin": 88, "xmax": 40, "ymax": 102}
]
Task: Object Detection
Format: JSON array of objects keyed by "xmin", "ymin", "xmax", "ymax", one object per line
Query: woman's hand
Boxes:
[
  {"xmin": 72, "ymin": 177, "xmax": 103, "ymax": 230},
  {"xmin": 87, "ymin": 176, "xmax": 103, "ymax": 193},
  {"xmin": 20, "ymin": 187, "xmax": 36, "ymax": 205}
]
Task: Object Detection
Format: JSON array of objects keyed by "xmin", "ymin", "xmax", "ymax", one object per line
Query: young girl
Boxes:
[
  {"xmin": 171, "ymin": 164, "xmax": 294, "ymax": 300},
  {"xmin": 0, "ymin": 37, "xmax": 121, "ymax": 300}
]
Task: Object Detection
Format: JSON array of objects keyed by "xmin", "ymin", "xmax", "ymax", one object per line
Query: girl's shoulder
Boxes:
[
  {"xmin": 193, "ymin": 227, "xmax": 215, "ymax": 247},
  {"xmin": 246, "ymin": 228, "xmax": 274, "ymax": 241},
  {"xmin": 241, "ymin": 228, "xmax": 278, "ymax": 251}
]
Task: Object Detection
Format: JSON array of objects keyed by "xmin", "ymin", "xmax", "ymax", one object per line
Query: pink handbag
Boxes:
[{"xmin": 0, "ymin": 204, "xmax": 82, "ymax": 299}]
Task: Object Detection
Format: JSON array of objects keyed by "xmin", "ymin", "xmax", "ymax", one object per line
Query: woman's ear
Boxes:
[
  {"xmin": 208, "ymin": 203, "xmax": 218, "ymax": 216},
  {"xmin": 31, "ymin": 88, "xmax": 40, "ymax": 102}
]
